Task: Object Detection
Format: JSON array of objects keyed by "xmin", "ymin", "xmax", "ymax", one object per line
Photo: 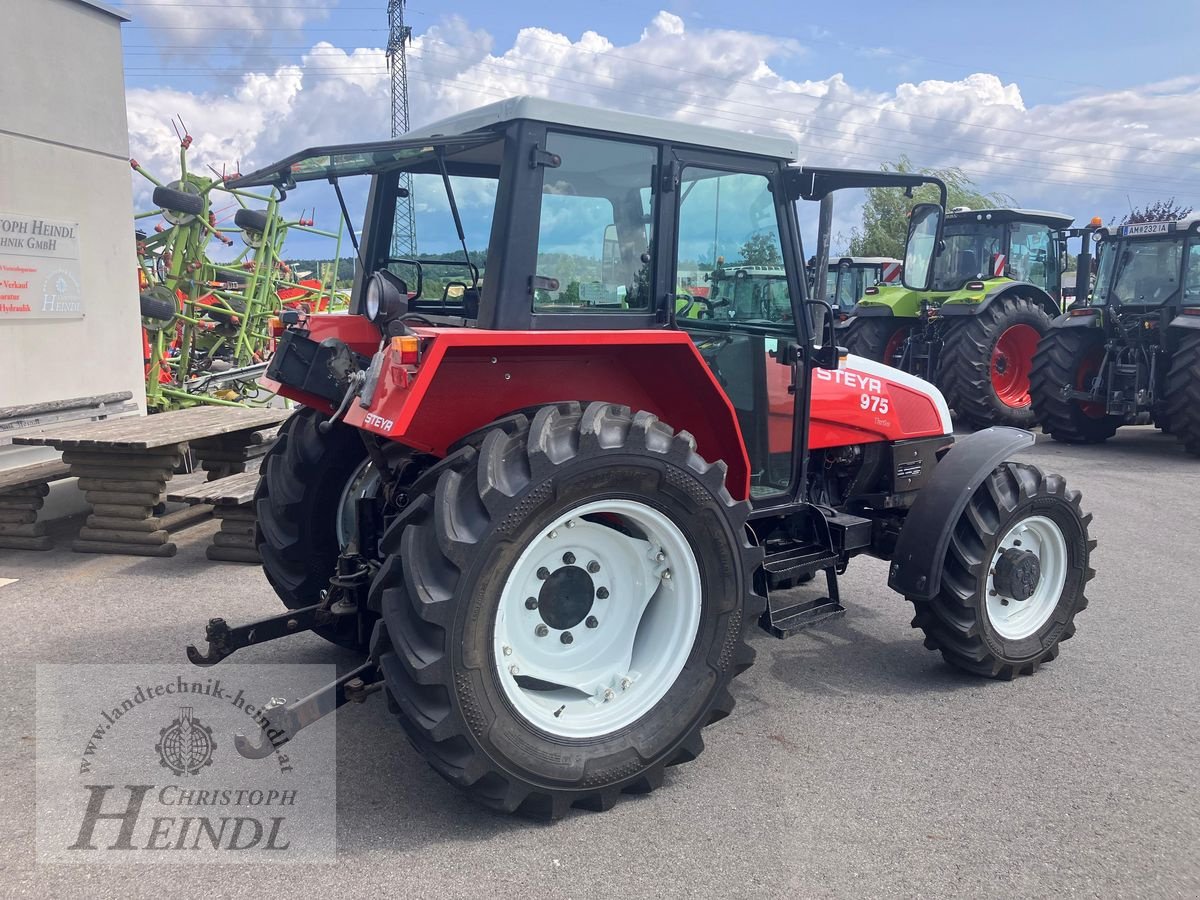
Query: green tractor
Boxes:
[
  {"xmin": 823, "ymin": 256, "xmax": 902, "ymax": 318},
  {"xmin": 842, "ymin": 208, "xmax": 1073, "ymax": 428}
]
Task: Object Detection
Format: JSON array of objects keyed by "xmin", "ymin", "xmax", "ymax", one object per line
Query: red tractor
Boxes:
[{"xmin": 189, "ymin": 98, "xmax": 1096, "ymax": 819}]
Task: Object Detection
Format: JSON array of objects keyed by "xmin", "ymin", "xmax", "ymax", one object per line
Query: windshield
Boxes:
[
  {"xmin": 931, "ymin": 221, "xmax": 1006, "ymax": 291},
  {"xmin": 1092, "ymin": 238, "xmax": 1184, "ymax": 306}
]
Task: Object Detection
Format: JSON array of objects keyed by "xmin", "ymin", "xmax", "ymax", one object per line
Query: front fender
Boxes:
[{"xmin": 887, "ymin": 426, "xmax": 1035, "ymax": 599}]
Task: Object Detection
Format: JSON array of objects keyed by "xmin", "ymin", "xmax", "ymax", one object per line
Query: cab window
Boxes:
[
  {"xmin": 674, "ymin": 168, "xmax": 793, "ymax": 327},
  {"xmin": 1185, "ymin": 242, "xmax": 1200, "ymax": 303},
  {"xmin": 1010, "ymin": 223, "xmax": 1056, "ymax": 293},
  {"xmin": 533, "ymin": 133, "xmax": 656, "ymax": 312}
]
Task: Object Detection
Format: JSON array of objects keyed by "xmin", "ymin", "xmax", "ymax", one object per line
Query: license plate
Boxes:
[{"xmin": 1121, "ymin": 222, "xmax": 1172, "ymax": 236}]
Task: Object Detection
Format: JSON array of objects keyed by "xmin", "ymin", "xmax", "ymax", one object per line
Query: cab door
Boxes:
[{"xmin": 668, "ymin": 153, "xmax": 808, "ymax": 501}]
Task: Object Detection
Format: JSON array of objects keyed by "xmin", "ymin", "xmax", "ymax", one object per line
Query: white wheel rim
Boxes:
[
  {"xmin": 985, "ymin": 515, "xmax": 1068, "ymax": 640},
  {"xmin": 493, "ymin": 498, "xmax": 702, "ymax": 740},
  {"xmin": 335, "ymin": 458, "xmax": 381, "ymax": 550}
]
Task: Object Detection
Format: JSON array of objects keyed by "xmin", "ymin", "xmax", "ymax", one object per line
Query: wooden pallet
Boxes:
[{"xmin": 169, "ymin": 470, "xmax": 261, "ymax": 563}]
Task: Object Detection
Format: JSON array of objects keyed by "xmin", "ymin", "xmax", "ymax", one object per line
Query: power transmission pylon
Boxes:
[{"xmin": 386, "ymin": 0, "xmax": 416, "ymax": 257}]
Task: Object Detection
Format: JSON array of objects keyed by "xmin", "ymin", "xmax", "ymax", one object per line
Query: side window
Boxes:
[
  {"xmin": 1185, "ymin": 243, "xmax": 1200, "ymax": 302},
  {"xmin": 1010, "ymin": 223, "xmax": 1054, "ymax": 291},
  {"xmin": 675, "ymin": 168, "xmax": 792, "ymax": 326},
  {"xmin": 533, "ymin": 133, "xmax": 656, "ymax": 312}
]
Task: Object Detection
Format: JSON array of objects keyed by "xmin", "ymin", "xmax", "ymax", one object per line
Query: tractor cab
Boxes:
[
  {"xmin": 929, "ymin": 208, "xmax": 1071, "ymax": 297},
  {"xmin": 825, "ymin": 256, "xmax": 902, "ymax": 317},
  {"xmin": 1087, "ymin": 217, "xmax": 1200, "ymax": 310}
]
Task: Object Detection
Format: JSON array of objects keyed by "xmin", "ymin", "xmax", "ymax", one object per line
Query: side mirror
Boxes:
[
  {"xmin": 902, "ymin": 202, "xmax": 943, "ymax": 291},
  {"xmin": 804, "ymin": 298, "xmax": 840, "ymax": 370}
]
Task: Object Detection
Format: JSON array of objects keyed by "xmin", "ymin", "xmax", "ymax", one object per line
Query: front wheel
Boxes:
[
  {"xmin": 1029, "ymin": 327, "xmax": 1122, "ymax": 444},
  {"xmin": 939, "ymin": 295, "xmax": 1051, "ymax": 429},
  {"xmin": 909, "ymin": 462, "xmax": 1094, "ymax": 678},
  {"xmin": 370, "ymin": 402, "xmax": 763, "ymax": 818},
  {"xmin": 1164, "ymin": 331, "xmax": 1200, "ymax": 456},
  {"xmin": 841, "ymin": 316, "xmax": 913, "ymax": 368}
]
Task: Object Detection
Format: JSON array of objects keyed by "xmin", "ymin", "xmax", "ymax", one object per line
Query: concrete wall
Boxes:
[{"xmin": 0, "ymin": 0, "xmax": 143, "ymax": 412}]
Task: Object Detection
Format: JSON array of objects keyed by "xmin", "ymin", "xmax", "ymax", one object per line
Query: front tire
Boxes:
[
  {"xmin": 909, "ymin": 462, "xmax": 1094, "ymax": 679},
  {"xmin": 1030, "ymin": 327, "xmax": 1121, "ymax": 444},
  {"xmin": 370, "ymin": 402, "xmax": 764, "ymax": 818},
  {"xmin": 841, "ymin": 316, "xmax": 912, "ymax": 367},
  {"xmin": 939, "ymin": 295, "xmax": 1050, "ymax": 429},
  {"xmin": 1164, "ymin": 331, "xmax": 1200, "ymax": 457}
]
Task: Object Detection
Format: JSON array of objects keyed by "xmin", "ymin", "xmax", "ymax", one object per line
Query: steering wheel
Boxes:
[{"xmin": 676, "ymin": 291, "xmax": 732, "ymax": 320}]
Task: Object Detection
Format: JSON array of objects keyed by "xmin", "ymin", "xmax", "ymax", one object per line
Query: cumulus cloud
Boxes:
[{"xmin": 125, "ymin": 9, "xmax": 1200, "ymax": 245}]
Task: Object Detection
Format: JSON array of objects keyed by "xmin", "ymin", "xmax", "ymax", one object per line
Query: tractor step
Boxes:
[{"xmin": 762, "ymin": 566, "xmax": 845, "ymax": 638}]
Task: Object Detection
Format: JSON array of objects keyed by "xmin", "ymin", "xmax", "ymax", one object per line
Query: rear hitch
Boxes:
[
  {"xmin": 186, "ymin": 604, "xmax": 337, "ymax": 666},
  {"xmin": 233, "ymin": 661, "xmax": 384, "ymax": 759}
]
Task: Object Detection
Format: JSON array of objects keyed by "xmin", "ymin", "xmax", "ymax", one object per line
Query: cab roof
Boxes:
[
  {"xmin": 1097, "ymin": 213, "xmax": 1200, "ymax": 239},
  {"xmin": 405, "ymin": 95, "xmax": 799, "ymax": 161},
  {"xmin": 231, "ymin": 95, "xmax": 799, "ymax": 188},
  {"xmin": 832, "ymin": 256, "xmax": 900, "ymax": 266},
  {"xmin": 947, "ymin": 208, "xmax": 1074, "ymax": 229}
]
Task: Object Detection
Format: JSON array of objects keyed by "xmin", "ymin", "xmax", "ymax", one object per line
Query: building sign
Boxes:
[{"xmin": 0, "ymin": 212, "xmax": 84, "ymax": 319}]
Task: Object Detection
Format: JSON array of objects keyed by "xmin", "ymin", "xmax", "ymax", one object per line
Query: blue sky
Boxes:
[{"xmin": 117, "ymin": 1, "xmax": 1200, "ymax": 259}]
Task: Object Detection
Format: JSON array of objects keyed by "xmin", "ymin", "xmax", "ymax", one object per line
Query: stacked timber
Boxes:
[
  {"xmin": 67, "ymin": 445, "xmax": 212, "ymax": 557},
  {"xmin": 0, "ymin": 458, "xmax": 71, "ymax": 551},
  {"xmin": 167, "ymin": 470, "xmax": 261, "ymax": 563},
  {"xmin": 192, "ymin": 425, "xmax": 279, "ymax": 481}
]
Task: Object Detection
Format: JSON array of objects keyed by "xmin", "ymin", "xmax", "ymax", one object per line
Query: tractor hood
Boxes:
[{"xmin": 853, "ymin": 279, "xmax": 1011, "ymax": 318}]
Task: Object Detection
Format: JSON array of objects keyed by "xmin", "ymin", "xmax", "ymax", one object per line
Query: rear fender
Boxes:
[
  {"xmin": 346, "ymin": 328, "xmax": 753, "ymax": 499},
  {"xmin": 1167, "ymin": 313, "xmax": 1200, "ymax": 332},
  {"xmin": 1049, "ymin": 308, "xmax": 1102, "ymax": 329},
  {"xmin": 941, "ymin": 282, "xmax": 1060, "ymax": 319},
  {"xmin": 887, "ymin": 426, "xmax": 1035, "ymax": 599}
]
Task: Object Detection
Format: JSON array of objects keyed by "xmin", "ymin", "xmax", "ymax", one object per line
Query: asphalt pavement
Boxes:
[{"xmin": 1, "ymin": 426, "xmax": 1197, "ymax": 898}]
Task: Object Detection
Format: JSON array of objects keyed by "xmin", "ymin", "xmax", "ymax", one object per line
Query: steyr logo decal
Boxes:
[{"xmin": 363, "ymin": 413, "xmax": 394, "ymax": 432}]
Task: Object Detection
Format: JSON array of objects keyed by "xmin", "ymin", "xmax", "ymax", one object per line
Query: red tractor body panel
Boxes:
[{"xmin": 264, "ymin": 316, "xmax": 951, "ymax": 499}]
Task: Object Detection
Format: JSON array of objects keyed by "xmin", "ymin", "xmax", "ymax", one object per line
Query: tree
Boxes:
[
  {"xmin": 1115, "ymin": 198, "xmax": 1193, "ymax": 226},
  {"xmin": 739, "ymin": 231, "xmax": 783, "ymax": 267},
  {"xmin": 847, "ymin": 156, "xmax": 1014, "ymax": 259}
]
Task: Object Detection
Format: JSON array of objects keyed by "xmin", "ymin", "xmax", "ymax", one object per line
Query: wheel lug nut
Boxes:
[
  {"xmin": 509, "ymin": 665, "xmax": 519, "ymax": 676},
  {"xmin": 655, "ymin": 551, "xmax": 665, "ymax": 563},
  {"xmin": 535, "ymin": 624, "xmax": 549, "ymax": 637},
  {"xmin": 563, "ymin": 552, "xmax": 576, "ymax": 565},
  {"xmin": 587, "ymin": 560, "xmax": 600, "ymax": 573},
  {"xmin": 620, "ymin": 677, "xmax": 631, "ymax": 690},
  {"xmin": 596, "ymin": 587, "xmax": 609, "ymax": 599},
  {"xmin": 586, "ymin": 616, "xmax": 598, "ymax": 628},
  {"xmin": 603, "ymin": 688, "xmax": 614, "ymax": 702},
  {"xmin": 565, "ymin": 520, "xmax": 575, "ymax": 529},
  {"xmin": 525, "ymin": 596, "xmax": 539, "ymax": 610},
  {"xmin": 662, "ymin": 569, "xmax": 672, "ymax": 581},
  {"xmin": 548, "ymin": 529, "xmax": 558, "ymax": 539},
  {"xmin": 560, "ymin": 631, "xmax": 573, "ymax": 645},
  {"xmin": 502, "ymin": 645, "xmax": 512, "ymax": 656},
  {"xmin": 537, "ymin": 567, "xmax": 550, "ymax": 580}
]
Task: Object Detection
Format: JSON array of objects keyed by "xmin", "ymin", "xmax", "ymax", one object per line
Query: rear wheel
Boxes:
[
  {"xmin": 842, "ymin": 316, "xmax": 913, "ymax": 367},
  {"xmin": 370, "ymin": 401, "xmax": 763, "ymax": 818},
  {"xmin": 939, "ymin": 295, "xmax": 1051, "ymax": 429},
  {"xmin": 1030, "ymin": 327, "xmax": 1121, "ymax": 444},
  {"xmin": 1164, "ymin": 331, "xmax": 1200, "ymax": 456},
  {"xmin": 909, "ymin": 462, "xmax": 1094, "ymax": 679}
]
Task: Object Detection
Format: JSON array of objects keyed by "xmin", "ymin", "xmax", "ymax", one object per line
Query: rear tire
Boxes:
[
  {"xmin": 841, "ymin": 316, "xmax": 912, "ymax": 367},
  {"xmin": 255, "ymin": 409, "xmax": 371, "ymax": 650},
  {"xmin": 370, "ymin": 401, "xmax": 763, "ymax": 819},
  {"xmin": 939, "ymin": 295, "xmax": 1050, "ymax": 429},
  {"xmin": 1165, "ymin": 331, "xmax": 1200, "ymax": 456},
  {"xmin": 909, "ymin": 462, "xmax": 1094, "ymax": 679},
  {"xmin": 1030, "ymin": 327, "xmax": 1121, "ymax": 444}
]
